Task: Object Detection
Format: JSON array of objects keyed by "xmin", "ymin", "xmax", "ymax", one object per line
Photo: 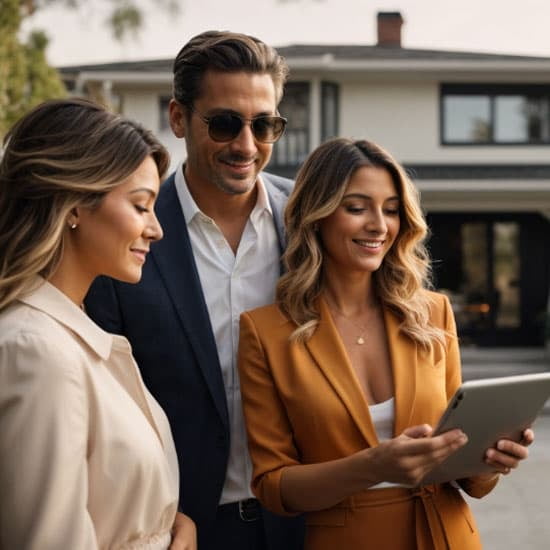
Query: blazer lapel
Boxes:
[
  {"xmin": 305, "ymin": 298, "xmax": 379, "ymax": 446},
  {"xmin": 263, "ymin": 173, "xmax": 288, "ymax": 252},
  {"xmin": 150, "ymin": 176, "xmax": 229, "ymax": 429},
  {"xmin": 385, "ymin": 308, "xmax": 418, "ymax": 436},
  {"xmin": 304, "ymin": 300, "xmax": 420, "ymax": 444}
]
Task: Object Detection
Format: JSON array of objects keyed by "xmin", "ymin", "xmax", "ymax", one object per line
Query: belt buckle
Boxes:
[{"xmin": 238, "ymin": 498, "xmax": 260, "ymax": 522}]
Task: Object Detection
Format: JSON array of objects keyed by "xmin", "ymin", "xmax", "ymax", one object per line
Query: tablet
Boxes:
[{"xmin": 420, "ymin": 372, "xmax": 550, "ymax": 485}]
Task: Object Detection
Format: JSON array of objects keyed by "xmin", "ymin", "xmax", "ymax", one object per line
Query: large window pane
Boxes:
[
  {"xmin": 525, "ymin": 97, "xmax": 549, "ymax": 141},
  {"xmin": 459, "ymin": 223, "xmax": 491, "ymax": 331},
  {"xmin": 537, "ymin": 98, "xmax": 550, "ymax": 141},
  {"xmin": 493, "ymin": 222, "xmax": 520, "ymax": 328},
  {"xmin": 443, "ymin": 95, "xmax": 490, "ymax": 142},
  {"xmin": 494, "ymin": 96, "xmax": 527, "ymax": 142},
  {"xmin": 494, "ymin": 96, "xmax": 550, "ymax": 143}
]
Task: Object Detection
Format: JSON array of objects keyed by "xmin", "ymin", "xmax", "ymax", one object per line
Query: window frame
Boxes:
[
  {"xmin": 440, "ymin": 83, "xmax": 550, "ymax": 146},
  {"xmin": 269, "ymin": 81, "xmax": 311, "ymax": 172}
]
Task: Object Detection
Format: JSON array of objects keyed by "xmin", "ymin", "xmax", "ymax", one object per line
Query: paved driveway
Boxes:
[{"xmin": 467, "ymin": 407, "xmax": 550, "ymax": 549}]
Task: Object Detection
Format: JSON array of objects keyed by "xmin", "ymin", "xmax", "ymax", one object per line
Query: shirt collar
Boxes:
[
  {"xmin": 174, "ymin": 162, "xmax": 273, "ymax": 226},
  {"xmin": 174, "ymin": 162, "xmax": 200, "ymax": 225},
  {"xmin": 19, "ymin": 278, "xmax": 113, "ymax": 360},
  {"xmin": 252, "ymin": 172, "xmax": 273, "ymax": 221}
]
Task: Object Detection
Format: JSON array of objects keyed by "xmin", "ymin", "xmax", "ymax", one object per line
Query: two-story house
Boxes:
[{"xmin": 60, "ymin": 11, "xmax": 550, "ymax": 347}]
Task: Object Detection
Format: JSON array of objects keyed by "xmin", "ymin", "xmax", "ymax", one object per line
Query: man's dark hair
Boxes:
[{"xmin": 173, "ymin": 30, "xmax": 289, "ymax": 108}]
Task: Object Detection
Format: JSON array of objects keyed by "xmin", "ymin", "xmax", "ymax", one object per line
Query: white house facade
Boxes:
[{"xmin": 60, "ymin": 12, "xmax": 550, "ymax": 347}]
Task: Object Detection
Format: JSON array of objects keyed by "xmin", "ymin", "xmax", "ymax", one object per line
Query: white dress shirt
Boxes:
[{"xmin": 174, "ymin": 163, "xmax": 281, "ymax": 505}]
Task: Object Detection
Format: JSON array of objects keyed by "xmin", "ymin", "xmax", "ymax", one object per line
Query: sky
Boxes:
[{"xmin": 22, "ymin": 0, "xmax": 550, "ymax": 67}]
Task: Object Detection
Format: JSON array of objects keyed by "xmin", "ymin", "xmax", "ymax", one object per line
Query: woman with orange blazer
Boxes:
[{"xmin": 238, "ymin": 138, "xmax": 533, "ymax": 549}]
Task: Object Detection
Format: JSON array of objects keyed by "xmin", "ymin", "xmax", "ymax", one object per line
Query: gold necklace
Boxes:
[{"xmin": 328, "ymin": 306, "xmax": 369, "ymax": 345}]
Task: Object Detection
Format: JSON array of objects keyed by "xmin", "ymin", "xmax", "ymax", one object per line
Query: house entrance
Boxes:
[{"xmin": 427, "ymin": 213, "xmax": 550, "ymax": 346}]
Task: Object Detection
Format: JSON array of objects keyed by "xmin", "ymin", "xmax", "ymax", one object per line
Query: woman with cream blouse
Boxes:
[{"xmin": 0, "ymin": 99, "xmax": 195, "ymax": 549}]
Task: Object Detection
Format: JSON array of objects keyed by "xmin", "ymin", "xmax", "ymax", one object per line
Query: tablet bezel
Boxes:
[{"xmin": 420, "ymin": 372, "xmax": 550, "ymax": 485}]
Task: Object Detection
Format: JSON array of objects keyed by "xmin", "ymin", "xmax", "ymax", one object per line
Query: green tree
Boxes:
[
  {"xmin": 0, "ymin": 0, "xmax": 179, "ymax": 139},
  {"xmin": 1, "ymin": 0, "xmax": 60, "ymax": 138}
]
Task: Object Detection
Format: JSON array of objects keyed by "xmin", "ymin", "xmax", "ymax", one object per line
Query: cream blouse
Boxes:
[{"xmin": 0, "ymin": 279, "xmax": 179, "ymax": 549}]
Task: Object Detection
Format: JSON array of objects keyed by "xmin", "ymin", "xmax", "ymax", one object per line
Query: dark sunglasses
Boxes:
[{"xmin": 189, "ymin": 105, "xmax": 287, "ymax": 143}]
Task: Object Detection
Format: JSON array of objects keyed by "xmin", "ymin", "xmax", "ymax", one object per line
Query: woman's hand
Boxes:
[
  {"xmin": 365, "ymin": 424, "xmax": 468, "ymax": 487},
  {"xmin": 169, "ymin": 512, "xmax": 197, "ymax": 550},
  {"xmin": 482, "ymin": 428, "xmax": 534, "ymax": 476},
  {"xmin": 279, "ymin": 424, "xmax": 468, "ymax": 512}
]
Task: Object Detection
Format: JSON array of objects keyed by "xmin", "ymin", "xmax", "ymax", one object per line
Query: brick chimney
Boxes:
[{"xmin": 377, "ymin": 11, "xmax": 404, "ymax": 47}]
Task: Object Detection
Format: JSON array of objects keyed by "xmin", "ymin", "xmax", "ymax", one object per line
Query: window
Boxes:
[
  {"xmin": 321, "ymin": 82, "xmax": 339, "ymax": 141},
  {"xmin": 159, "ymin": 96, "xmax": 171, "ymax": 131},
  {"xmin": 443, "ymin": 95, "xmax": 490, "ymax": 142},
  {"xmin": 270, "ymin": 82, "xmax": 310, "ymax": 169},
  {"xmin": 441, "ymin": 84, "xmax": 550, "ymax": 145}
]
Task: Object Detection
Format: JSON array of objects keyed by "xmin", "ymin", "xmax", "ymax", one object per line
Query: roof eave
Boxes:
[
  {"xmin": 62, "ymin": 59, "xmax": 550, "ymax": 86},
  {"xmin": 69, "ymin": 71, "xmax": 173, "ymax": 85},
  {"xmin": 287, "ymin": 57, "xmax": 550, "ymax": 72}
]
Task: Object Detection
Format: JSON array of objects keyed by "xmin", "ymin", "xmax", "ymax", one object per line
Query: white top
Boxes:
[
  {"xmin": 0, "ymin": 279, "xmax": 179, "ymax": 549},
  {"xmin": 369, "ymin": 396, "xmax": 395, "ymax": 441},
  {"xmin": 174, "ymin": 163, "xmax": 281, "ymax": 504},
  {"xmin": 367, "ymin": 397, "xmax": 406, "ymax": 489}
]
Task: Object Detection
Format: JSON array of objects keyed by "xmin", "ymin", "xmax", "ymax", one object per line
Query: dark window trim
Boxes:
[
  {"xmin": 440, "ymin": 83, "xmax": 550, "ymax": 146},
  {"xmin": 442, "ymin": 83, "xmax": 550, "ymax": 95},
  {"xmin": 405, "ymin": 163, "xmax": 550, "ymax": 180}
]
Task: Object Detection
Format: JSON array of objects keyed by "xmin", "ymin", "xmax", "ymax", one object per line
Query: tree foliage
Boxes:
[
  {"xmin": 0, "ymin": 0, "xmax": 179, "ymax": 139},
  {"xmin": 0, "ymin": 0, "xmax": 66, "ymax": 138}
]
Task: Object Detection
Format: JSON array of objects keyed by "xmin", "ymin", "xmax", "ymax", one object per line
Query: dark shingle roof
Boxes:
[
  {"xmin": 58, "ymin": 44, "xmax": 550, "ymax": 72},
  {"xmin": 59, "ymin": 58, "xmax": 174, "ymax": 73},
  {"xmin": 277, "ymin": 44, "xmax": 550, "ymax": 62}
]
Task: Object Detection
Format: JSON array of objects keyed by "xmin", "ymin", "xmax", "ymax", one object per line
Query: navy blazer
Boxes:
[{"xmin": 85, "ymin": 171, "xmax": 304, "ymax": 550}]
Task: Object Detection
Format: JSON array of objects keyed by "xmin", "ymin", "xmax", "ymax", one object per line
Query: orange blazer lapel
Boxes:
[
  {"xmin": 305, "ymin": 297, "xmax": 379, "ymax": 446},
  {"xmin": 384, "ymin": 308, "xmax": 418, "ymax": 436}
]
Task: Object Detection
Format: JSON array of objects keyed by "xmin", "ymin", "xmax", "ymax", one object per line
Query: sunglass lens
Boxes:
[
  {"xmin": 252, "ymin": 117, "xmax": 286, "ymax": 143},
  {"xmin": 207, "ymin": 114, "xmax": 287, "ymax": 143},
  {"xmin": 208, "ymin": 114, "xmax": 243, "ymax": 142}
]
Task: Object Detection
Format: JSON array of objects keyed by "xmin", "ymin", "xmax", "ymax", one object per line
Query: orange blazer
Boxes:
[{"xmin": 238, "ymin": 291, "xmax": 498, "ymax": 550}]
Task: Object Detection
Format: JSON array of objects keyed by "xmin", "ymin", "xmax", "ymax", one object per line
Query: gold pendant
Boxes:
[{"xmin": 357, "ymin": 336, "xmax": 365, "ymax": 345}]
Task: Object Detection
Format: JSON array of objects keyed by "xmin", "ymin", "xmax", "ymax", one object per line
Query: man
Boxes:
[{"xmin": 85, "ymin": 31, "xmax": 304, "ymax": 550}]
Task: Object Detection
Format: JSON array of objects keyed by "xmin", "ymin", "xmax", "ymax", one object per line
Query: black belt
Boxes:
[{"xmin": 218, "ymin": 498, "xmax": 261, "ymax": 522}]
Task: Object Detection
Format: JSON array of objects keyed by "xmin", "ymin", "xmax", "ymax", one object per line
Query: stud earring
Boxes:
[{"xmin": 70, "ymin": 223, "xmax": 77, "ymax": 230}]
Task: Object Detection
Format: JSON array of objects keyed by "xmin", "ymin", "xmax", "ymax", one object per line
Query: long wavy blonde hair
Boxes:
[
  {"xmin": 277, "ymin": 138, "xmax": 444, "ymax": 350},
  {"xmin": 0, "ymin": 98, "xmax": 169, "ymax": 311}
]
